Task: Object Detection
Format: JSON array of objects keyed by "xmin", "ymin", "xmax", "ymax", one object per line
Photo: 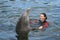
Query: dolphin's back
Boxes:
[{"xmin": 16, "ymin": 13, "xmax": 30, "ymax": 34}]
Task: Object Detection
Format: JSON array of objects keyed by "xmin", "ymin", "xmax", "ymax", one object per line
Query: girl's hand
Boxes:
[{"xmin": 38, "ymin": 26, "xmax": 43, "ymax": 30}]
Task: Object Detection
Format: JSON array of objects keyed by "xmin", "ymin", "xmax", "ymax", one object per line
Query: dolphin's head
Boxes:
[
  {"xmin": 23, "ymin": 8, "xmax": 30, "ymax": 16},
  {"xmin": 26, "ymin": 8, "xmax": 30, "ymax": 14}
]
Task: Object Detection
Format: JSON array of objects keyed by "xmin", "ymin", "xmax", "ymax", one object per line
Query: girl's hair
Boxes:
[{"xmin": 40, "ymin": 13, "xmax": 47, "ymax": 19}]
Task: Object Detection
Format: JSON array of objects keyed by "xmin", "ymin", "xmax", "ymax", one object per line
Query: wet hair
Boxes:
[{"xmin": 40, "ymin": 13, "xmax": 47, "ymax": 20}]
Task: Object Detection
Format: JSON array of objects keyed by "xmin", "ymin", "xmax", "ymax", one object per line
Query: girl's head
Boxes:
[{"xmin": 39, "ymin": 13, "xmax": 47, "ymax": 22}]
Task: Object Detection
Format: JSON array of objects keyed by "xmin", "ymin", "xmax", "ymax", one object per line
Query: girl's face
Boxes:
[{"xmin": 39, "ymin": 14, "xmax": 46, "ymax": 22}]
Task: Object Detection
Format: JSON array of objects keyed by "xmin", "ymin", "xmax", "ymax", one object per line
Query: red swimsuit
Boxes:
[{"xmin": 42, "ymin": 21, "xmax": 48, "ymax": 29}]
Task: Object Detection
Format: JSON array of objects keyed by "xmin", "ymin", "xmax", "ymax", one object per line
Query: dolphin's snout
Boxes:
[{"xmin": 26, "ymin": 8, "xmax": 30, "ymax": 13}]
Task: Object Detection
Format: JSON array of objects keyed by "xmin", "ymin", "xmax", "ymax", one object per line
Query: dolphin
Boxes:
[{"xmin": 16, "ymin": 8, "xmax": 31, "ymax": 40}]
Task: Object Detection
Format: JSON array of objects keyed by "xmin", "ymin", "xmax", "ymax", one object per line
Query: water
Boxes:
[{"xmin": 0, "ymin": 0, "xmax": 60, "ymax": 40}]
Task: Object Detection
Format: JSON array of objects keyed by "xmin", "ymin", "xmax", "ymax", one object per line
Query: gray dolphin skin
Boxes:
[{"xmin": 16, "ymin": 8, "xmax": 31, "ymax": 40}]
